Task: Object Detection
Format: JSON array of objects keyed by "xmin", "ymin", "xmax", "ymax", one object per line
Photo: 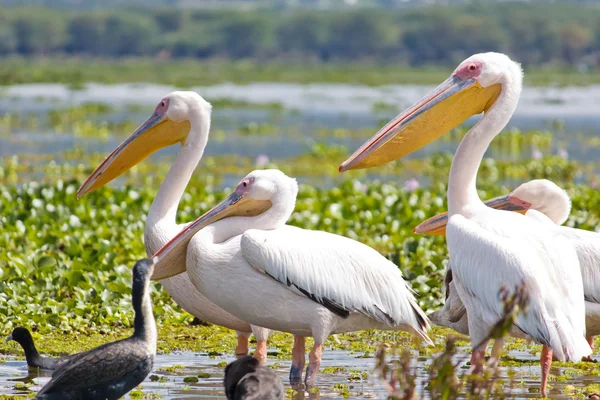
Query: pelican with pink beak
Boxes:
[
  {"xmin": 76, "ymin": 91, "xmax": 272, "ymax": 362},
  {"xmin": 149, "ymin": 168, "xmax": 432, "ymax": 387},
  {"xmin": 339, "ymin": 53, "xmax": 591, "ymax": 397},
  {"xmin": 416, "ymin": 179, "xmax": 600, "ymax": 368}
]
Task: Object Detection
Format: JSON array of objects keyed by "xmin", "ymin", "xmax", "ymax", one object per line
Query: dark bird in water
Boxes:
[
  {"xmin": 7, "ymin": 327, "xmax": 69, "ymax": 370},
  {"xmin": 35, "ymin": 259, "xmax": 157, "ymax": 400},
  {"xmin": 224, "ymin": 355, "xmax": 284, "ymax": 400}
]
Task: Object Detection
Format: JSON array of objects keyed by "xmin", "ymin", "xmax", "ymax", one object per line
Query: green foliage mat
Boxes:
[{"xmin": 0, "ymin": 154, "xmax": 598, "ymax": 335}]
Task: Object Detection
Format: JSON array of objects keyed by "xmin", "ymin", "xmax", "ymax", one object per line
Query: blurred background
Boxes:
[
  {"xmin": 0, "ymin": 0, "xmax": 599, "ymax": 80},
  {"xmin": 1, "ymin": 0, "xmax": 599, "ymax": 185},
  {"xmin": 1, "ymin": 1, "xmax": 600, "ymax": 399}
]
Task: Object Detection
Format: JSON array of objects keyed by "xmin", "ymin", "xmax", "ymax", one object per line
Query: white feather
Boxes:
[
  {"xmin": 241, "ymin": 225, "xmax": 429, "ymax": 331},
  {"xmin": 447, "ymin": 209, "xmax": 589, "ymax": 361}
]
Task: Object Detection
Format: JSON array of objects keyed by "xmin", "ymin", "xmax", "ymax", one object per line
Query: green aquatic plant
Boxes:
[
  {"xmin": 0, "ymin": 154, "xmax": 599, "ymax": 334},
  {"xmin": 375, "ymin": 285, "xmax": 529, "ymax": 400}
]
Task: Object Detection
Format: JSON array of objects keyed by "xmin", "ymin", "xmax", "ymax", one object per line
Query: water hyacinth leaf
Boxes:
[{"xmin": 65, "ymin": 271, "xmax": 85, "ymax": 286}]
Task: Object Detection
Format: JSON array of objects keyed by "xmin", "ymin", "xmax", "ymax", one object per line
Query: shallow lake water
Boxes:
[
  {"xmin": 0, "ymin": 342, "xmax": 598, "ymax": 399},
  {"xmin": 1, "ymin": 83, "xmax": 600, "ymax": 169}
]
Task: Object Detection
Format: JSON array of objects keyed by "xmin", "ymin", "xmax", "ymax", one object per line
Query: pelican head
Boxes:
[
  {"xmin": 510, "ymin": 180, "xmax": 571, "ymax": 225},
  {"xmin": 339, "ymin": 53, "xmax": 522, "ymax": 172},
  {"xmin": 414, "ymin": 179, "xmax": 571, "ymax": 235},
  {"xmin": 77, "ymin": 91, "xmax": 211, "ymax": 197},
  {"xmin": 150, "ymin": 169, "xmax": 297, "ymax": 280}
]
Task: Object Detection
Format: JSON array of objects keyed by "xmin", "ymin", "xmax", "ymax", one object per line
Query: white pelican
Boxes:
[
  {"xmin": 339, "ymin": 53, "xmax": 591, "ymax": 396},
  {"xmin": 150, "ymin": 169, "xmax": 432, "ymax": 386},
  {"xmin": 415, "ymin": 179, "xmax": 600, "ymax": 362},
  {"xmin": 76, "ymin": 91, "xmax": 271, "ymax": 361}
]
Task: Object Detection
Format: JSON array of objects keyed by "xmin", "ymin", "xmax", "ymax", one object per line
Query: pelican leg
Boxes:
[
  {"xmin": 305, "ymin": 343, "xmax": 323, "ymax": 387},
  {"xmin": 290, "ymin": 336, "xmax": 306, "ymax": 384},
  {"xmin": 582, "ymin": 337, "xmax": 595, "ymax": 362},
  {"xmin": 470, "ymin": 349, "xmax": 486, "ymax": 374},
  {"xmin": 235, "ymin": 332, "xmax": 250, "ymax": 358},
  {"xmin": 540, "ymin": 345, "xmax": 552, "ymax": 398},
  {"xmin": 488, "ymin": 338, "xmax": 505, "ymax": 368},
  {"xmin": 469, "ymin": 337, "xmax": 488, "ymax": 375},
  {"xmin": 254, "ymin": 339, "xmax": 268, "ymax": 365}
]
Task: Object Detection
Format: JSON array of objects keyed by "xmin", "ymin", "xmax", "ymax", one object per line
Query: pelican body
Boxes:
[
  {"xmin": 151, "ymin": 169, "xmax": 432, "ymax": 385},
  {"xmin": 416, "ymin": 179, "xmax": 600, "ymax": 351},
  {"xmin": 339, "ymin": 53, "xmax": 591, "ymax": 396},
  {"xmin": 36, "ymin": 259, "xmax": 156, "ymax": 400},
  {"xmin": 77, "ymin": 92, "xmax": 270, "ymax": 360}
]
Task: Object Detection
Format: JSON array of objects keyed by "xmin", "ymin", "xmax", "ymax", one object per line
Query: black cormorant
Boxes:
[
  {"xmin": 35, "ymin": 259, "xmax": 157, "ymax": 400},
  {"xmin": 7, "ymin": 327, "xmax": 69, "ymax": 370}
]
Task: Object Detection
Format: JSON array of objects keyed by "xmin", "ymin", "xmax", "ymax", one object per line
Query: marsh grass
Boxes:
[{"xmin": 375, "ymin": 284, "xmax": 530, "ymax": 400}]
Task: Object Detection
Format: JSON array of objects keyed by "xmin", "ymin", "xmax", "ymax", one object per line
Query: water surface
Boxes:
[{"xmin": 0, "ymin": 343, "xmax": 597, "ymax": 399}]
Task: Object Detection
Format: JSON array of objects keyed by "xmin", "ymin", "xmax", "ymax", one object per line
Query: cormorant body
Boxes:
[{"xmin": 35, "ymin": 259, "xmax": 157, "ymax": 400}]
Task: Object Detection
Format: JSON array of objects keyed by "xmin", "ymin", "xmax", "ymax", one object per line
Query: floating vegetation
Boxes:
[
  {"xmin": 0, "ymin": 103, "xmax": 136, "ymax": 140},
  {"xmin": 0, "ymin": 159, "xmax": 599, "ymax": 335}
]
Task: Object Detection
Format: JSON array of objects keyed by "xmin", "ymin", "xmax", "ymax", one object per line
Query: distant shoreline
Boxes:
[{"xmin": 1, "ymin": 58, "xmax": 598, "ymax": 88}]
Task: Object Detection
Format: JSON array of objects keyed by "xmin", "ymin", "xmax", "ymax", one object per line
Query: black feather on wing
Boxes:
[
  {"xmin": 293, "ymin": 284, "xmax": 350, "ymax": 319},
  {"xmin": 264, "ymin": 271, "xmax": 406, "ymax": 324},
  {"xmin": 262, "ymin": 271, "xmax": 350, "ymax": 319},
  {"xmin": 37, "ymin": 338, "xmax": 152, "ymax": 395}
]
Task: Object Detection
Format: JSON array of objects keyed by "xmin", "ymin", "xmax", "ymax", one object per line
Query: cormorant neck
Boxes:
[
  {"xmin": 132, "ymin": 280, "xmax": 157, "ymax": 353},
  {"xmin": 19, "ymin": 338, "xmax": 43, "ymax": 366}
]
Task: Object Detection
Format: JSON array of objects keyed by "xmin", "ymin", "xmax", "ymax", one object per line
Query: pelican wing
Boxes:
[
  {"xmin": 447, "ymin": 212, "xmax": 589, "ymax": 361},
  {"xmin": 556, "ymin": 226, "xmax": 600, "ymax": 304},
  {"xmin": 524, "ymin": 211, "xmax": 600, "ymax": 304},
  {"xmin": 239, "ymin": 225, "xmax": 430, "ymax": 335}
]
